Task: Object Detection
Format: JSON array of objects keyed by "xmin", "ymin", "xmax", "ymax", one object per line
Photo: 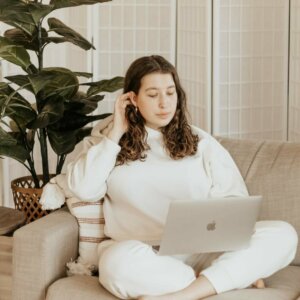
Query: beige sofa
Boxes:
[{"xmin": 12, "ymin": 137, "xmax": 300, "ymax": 300}]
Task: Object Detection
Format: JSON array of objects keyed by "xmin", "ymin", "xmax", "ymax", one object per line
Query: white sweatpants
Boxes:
[{"xmin": 98, "ymin": 221, "xmax": 298, "ymax": 299}]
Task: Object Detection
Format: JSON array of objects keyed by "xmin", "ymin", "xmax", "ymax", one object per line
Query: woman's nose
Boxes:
[{"xmin": 159, "ymin": 94, "xmax": 168, "ymax": 108}]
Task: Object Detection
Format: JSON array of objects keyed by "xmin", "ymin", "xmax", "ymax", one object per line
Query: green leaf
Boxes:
[
  {"xmin": 28, "ymin": 67, "xmax": 79, "ymax": 98},
  {"xmin": 0, "ymin": 144, "xmax": 30, "ymax": 163},
  {"xmin": 5, "ymin": 75, "xmax": 34, "ymax": 94},
  {"xmin": 4, "ymin": 28, "xmax": 34, "ymax": 50},
  {"xmin": 0, "ymin": 37, "xmax": 33, "ymax": 71},
  {"xmin": 48, "ymin": 17, "xmax": 95, "ymax": 50},
  {"xmin": 0, "ymin": 0, "xmax": 21, "ymax": 8},
  {"xmin": 26, "ymin": 129, "xmax": 36, "ymax": 151},
  {"xmin": 26, "ymin": 3, "xmax": 53, "ymax": 25},
  {"xmin": 49, "ymin": 112, "xmax": 111, "ymax": 131},
  {"xmin": 74, "ymin": 72, "xmax": 93, "ymax": 78},
  {"xmin": 28, "ymin": 73, "xmax": 57, "ymax": 95},
  {"xmin": 5, "ymin": 27, "xmax": 48, "ymax": 52},
  {"xmin": 66, "ymin": 91, "xmax": 104, "ymax": 114},
  {"xmin": 0, "ymin": 127, "xmax": 17, "ymax": 146},
  {"xmin": 0, "ymin": 83, "xmax": 37, "ymax": 129},
  {"xmin": 76, "ymin": 127, "xmax": 92, "ymax": 143},
  {"xmin": 84, "ymin": 76, "xmax": 124, "ymax": 96},
  {"xmin": 0, "ymin": 4, "xmax": 36, "ymax": 35},
  {"xmin": 43, "ymin": 36, "xmax": 69, "ymax": 44},
  {"xmin": 47, "ymin": 129, "xmax": 78, "ymax": 155},
  {"xmin": 0, "ymin": 128, "xmax": 30, "ymax": 163},
  {"xmin": 50, "ymin": 0, "xmax": 111, "ymax": 10},
  {"xmin": 28, "ymin": 95, "xmax": 64, "ymax": 129},
  {"xmin": 0, "ymin": 2, "xmax": 53, "ymax": 35}
]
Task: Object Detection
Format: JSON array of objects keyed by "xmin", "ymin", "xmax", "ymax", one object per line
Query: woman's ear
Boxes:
[{"xmin": 130, "ymin": 91, "xmax": 138, "ymax": 107}]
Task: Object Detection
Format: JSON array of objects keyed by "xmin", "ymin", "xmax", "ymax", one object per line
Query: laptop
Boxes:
[{"xmin": 157, "ymin": 195, "xmax": 262, "ymax": 255}]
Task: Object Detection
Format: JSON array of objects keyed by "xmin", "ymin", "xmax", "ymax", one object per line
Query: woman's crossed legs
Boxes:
[{"xmin": 98, "ymin": 221, "xmax": 298, "ymax": 300}]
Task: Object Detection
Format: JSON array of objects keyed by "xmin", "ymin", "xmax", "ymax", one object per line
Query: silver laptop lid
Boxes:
[{"xmin": 158, "ymin": 195, "xmax": 262, "ymax": 255}]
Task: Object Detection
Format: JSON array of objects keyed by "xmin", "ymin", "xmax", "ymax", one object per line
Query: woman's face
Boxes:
[{"xmin": 133, "ymin": 72, "xmax": 178, "ymax": 130}]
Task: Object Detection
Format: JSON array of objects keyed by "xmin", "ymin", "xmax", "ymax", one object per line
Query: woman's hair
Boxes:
[{"xmin": 116, "ymin": 55, "xmax": 199, "ymax": 165}]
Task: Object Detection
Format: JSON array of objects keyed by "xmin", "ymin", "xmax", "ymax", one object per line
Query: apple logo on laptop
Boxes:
[{"xmin": 207, "ymin": 221, "xmax": 216, "ymax": 231}]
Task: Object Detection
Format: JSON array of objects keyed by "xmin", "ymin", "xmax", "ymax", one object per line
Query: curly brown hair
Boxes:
[{"xmin": 116, "ymin": 55, "xmax": 199, "ymax": 166}]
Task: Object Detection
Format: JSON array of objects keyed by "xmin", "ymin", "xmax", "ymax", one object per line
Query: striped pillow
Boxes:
[{"xmin": 66, "ymin": 197, "xmax": 110, "ymax": 268}]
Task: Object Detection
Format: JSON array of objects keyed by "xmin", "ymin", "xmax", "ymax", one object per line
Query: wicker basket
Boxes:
[{"xmin": 11, "ymin": 175, "xmax": 50, "ymax": 223}]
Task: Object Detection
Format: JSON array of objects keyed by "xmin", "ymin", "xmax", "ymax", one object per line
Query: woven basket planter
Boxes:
[{"xmin": 11, "ymin": 175, "xmax": 50, "ymax": 223}]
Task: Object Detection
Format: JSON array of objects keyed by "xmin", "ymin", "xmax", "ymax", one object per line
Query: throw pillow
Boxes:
[{"xmin": 66, "ymin": 197, "xmax": 110, "ymax": 273}]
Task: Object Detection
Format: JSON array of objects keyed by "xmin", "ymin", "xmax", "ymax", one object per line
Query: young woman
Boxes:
[{"xmin": 67, "ymin": 55, "xmax": 298, "ymax": 300}]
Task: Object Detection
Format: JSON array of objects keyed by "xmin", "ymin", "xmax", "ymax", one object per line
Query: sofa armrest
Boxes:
[{"xmin": 12, "ymin": 206, "xmax": 79, "ymax": 300}]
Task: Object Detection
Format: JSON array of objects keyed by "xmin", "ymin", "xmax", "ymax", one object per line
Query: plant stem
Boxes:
[
  {"xmin": 26, "ymin": 159, "xmax": 40, "ymax": 188},
  {"xmin": 16, "ymin": 123, "xmax": 40, "ymax": 188},
  {"xmin": 56, "ymin": 154, "xmax": 66, "ymax": 175},
  {"xmin": 36, "ymin": 18, "xmax": 50, "ymax": 185},
  {"xmin": 39, "ymin": 128, "xmax": 50, "ymax": 185}
]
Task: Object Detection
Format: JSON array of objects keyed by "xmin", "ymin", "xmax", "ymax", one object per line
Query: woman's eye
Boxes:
[
  {"xmin": 167, "ymin": 92, "xmax": 175, "ymax": 96},
  {"xmin": 148, "ymin": 94, "xmax": 157, "ymax": 98}
]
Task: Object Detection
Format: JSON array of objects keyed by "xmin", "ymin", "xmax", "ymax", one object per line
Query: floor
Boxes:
[{"xmin": 0, "ymin": 236, "xmax": 12, "ymax": 300}]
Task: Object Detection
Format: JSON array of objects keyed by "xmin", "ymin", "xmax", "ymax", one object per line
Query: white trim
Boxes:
[
  {"xmin": 212, "ymin": 0, "xmax": 219, "ymax": 135},
  {"xmin": 170, "ymin": 0, "xmax": 177, "ymax": 65},
  {"xmin": 92, "ymin": 7, "xmax": 100, "ymax": 81},
  {"xmin": 207, "ymin": 0, "xmax": 212, "ymax": 134},
  {"xmin": 87, "ymin": 5, "xmax": 94, "ymax": 77},
  {"xmin": 1, "ymin": 59, "xmax": 11, "ymax": 207}
]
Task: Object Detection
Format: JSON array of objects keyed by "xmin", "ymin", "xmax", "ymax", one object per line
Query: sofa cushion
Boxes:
[
  {"xmin": 46, "ymin": 275, "xmax": 116, "ymax": 300},
  {"xmin": 218, "ymin": 138, "xmax": 300, "ymax": 266},
  {"xmin": 46, "ymin": 266, "xmax": 300, "ymax": 300}
]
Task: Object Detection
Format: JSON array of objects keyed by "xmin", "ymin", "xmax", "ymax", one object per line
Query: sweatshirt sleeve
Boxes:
[
  {"xmin": 204, "ymin": 136, "xmax": 249, "ymax": 198},
  {"xmin": 67, "ymin": 135, "xmax": 121, "ymax": 201}
]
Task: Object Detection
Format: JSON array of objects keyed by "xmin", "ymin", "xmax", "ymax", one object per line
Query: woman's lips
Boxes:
[{"xmin": 156, "ymin": 113, "xmax": 171, "ymax": 119}]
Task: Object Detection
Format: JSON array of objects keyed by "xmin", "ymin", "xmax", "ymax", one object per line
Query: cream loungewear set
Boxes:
[{"xmin": 67, "ymin": 118, "xmax": 298, "ymax": 299}]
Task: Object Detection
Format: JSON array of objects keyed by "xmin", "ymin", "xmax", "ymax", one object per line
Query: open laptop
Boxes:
[{"xmin": 157, "ymin": 195, "xmax": 262, "ymax": 255}]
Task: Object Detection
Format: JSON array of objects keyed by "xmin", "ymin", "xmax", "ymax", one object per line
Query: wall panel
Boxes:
[
  {"xmin": 213, "ymin": 0, "xmax": 289, "ymax": 139},
  {"xmin": 177, "ymin": 0, "xmax": 212, "ymax": 131},
  {"xmin": 92, "ymin": 0, "xmax": 176, "ymax": 114},
  {"xmin": 289, "ymin": 0, "xmax": 300, "ymax": 141}
]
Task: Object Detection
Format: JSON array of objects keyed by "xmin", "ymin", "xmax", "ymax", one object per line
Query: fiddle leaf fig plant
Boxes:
[{"xmin": 0, "ymin": 0, "xmax": 123, "ymax": 188}]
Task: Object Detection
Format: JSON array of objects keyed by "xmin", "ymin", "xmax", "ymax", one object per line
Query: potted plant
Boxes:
[{"xmin": 0, "ymin": 0, "xmax": 123, "ymax": 222}]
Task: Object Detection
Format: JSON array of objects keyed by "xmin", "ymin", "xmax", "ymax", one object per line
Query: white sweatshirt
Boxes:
[{"xmin": 67, "ymin": 120, "xmax": 248, "ymax": 243}]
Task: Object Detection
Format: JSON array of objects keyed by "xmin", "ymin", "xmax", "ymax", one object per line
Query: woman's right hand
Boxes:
[{"xmin": 107, "ymin": 92, "xmax": 135, "ymax": 144}]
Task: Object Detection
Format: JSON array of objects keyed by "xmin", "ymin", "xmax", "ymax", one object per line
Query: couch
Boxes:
[{"xmin": 12, "ymin": 137, "xmax": 300, "ymax": 300}]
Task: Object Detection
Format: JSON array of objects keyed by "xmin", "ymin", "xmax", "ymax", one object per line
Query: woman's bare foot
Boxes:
[
  {"xmin": 138, "ymin": 296, "xmax": 171, "ymax": 300},
  {"xmin": 138, "ymin": 277, "xmax": 266, "ymax": 299},
  {"xmin": 251, "ymin": 278, "xmax": 265, "ymax": 289}
]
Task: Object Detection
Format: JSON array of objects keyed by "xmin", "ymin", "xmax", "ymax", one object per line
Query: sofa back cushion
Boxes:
[{"xmin": 217, "ymin": 137, "xmax": 300, "ymax": 266}]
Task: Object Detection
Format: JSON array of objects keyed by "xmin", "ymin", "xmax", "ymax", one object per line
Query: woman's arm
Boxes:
[
  {"xmin": 67, "ymin": 92, "xmax": 135, "ymax": 201},
  {"xmin": 67, "ymin": 134, "xmax": 121, "ymax": 201},
  {"xmin": 206, "ymin": 136, "xmax": 249, "ymax": 198}
]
